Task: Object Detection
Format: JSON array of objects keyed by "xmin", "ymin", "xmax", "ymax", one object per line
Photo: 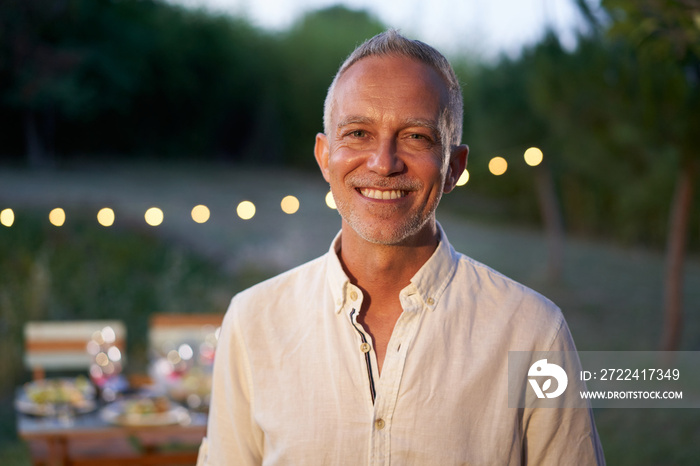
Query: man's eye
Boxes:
[{"xmin": 349, "ymin": 130, "xmax": 366, "ymax": 138}]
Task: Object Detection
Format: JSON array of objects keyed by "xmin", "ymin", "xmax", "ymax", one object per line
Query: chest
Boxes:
[{"xmin": 245, "ymin": 309, "xmax": 521, "ymax": 465}]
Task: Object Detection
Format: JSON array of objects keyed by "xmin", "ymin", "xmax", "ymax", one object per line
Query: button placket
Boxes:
[{"xmin": 369, "ymin": 295, "xmax": 425, "ymax": 464}]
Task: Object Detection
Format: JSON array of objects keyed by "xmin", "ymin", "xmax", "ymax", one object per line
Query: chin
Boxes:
[{"xmin": 348, "ymin": 216, "xmax": 435, "ymax": 246}]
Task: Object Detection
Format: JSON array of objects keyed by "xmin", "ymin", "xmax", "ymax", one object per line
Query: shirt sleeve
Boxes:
[
  {"xmin": 521, "ymin": 317, "xmax": 606, "ymax": 465},
  {"xmin": 201, "ymin": 298, "xmax": 264, "ymax": 465}
]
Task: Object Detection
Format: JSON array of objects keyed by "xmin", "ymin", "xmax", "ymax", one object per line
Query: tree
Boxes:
[
  {"xmin": 602, "ymin": 0, "xmax": 700, "ymax": 351},
  {"xmin": 274, "ymin": 6, "xmax": 386, "ymax": 167},
  {"xmin": 460, "ymin": 36, "xmax": 567, "ymax": 282}
]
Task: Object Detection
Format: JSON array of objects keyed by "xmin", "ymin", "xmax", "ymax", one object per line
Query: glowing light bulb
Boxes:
[
  {"xmin": 489, "ymin": 157, "xmax": 508, "ymax": 176},
  {"xmin": 0, "ymin": 209, "xmax": 14, "ymax": 227},
  {"xmin": 524, "ymin": 147, "xmax": 544, "ymax": 167},
  {"xmin": 325, "ymin": 191, "xmax": 337, "ymax": 209},
  {"xmin": 281, "ymin": 195, "xmax": 300, "ymax": 214},
  {"xmin": 97, "ymin": 208, "xmax": 115, "ymax": 227},
  {"xmin": 191, "ymin": 205, "xmax": 210, "ymax": 223},
  {"xmin": 456, "ymin": 170, "xmax": 470, "ymax": 186},
  {"xmin": 49, "ymin": 208, "xmax": 66, "ymax": 226},
  {"xmin": 237, "ymin": 201, "xmax": 256, "ymax": 220},
  {"xmin": 145, "ymin": 207, "xmax": 164, "ymax": 226}
]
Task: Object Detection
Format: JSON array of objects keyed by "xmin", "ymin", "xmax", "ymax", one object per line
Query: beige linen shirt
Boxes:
[{"xmin": 200, "ymin": 227, "xmax": 605, "ymax": 465}]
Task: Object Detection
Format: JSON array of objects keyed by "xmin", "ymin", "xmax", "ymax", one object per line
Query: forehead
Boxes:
[{"xmin": 332, "ymin": 55, "xmax": 448, "ymax": 125}]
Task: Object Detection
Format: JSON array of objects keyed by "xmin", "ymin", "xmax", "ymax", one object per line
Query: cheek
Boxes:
[
  {"xmin": 328, "ymin": 149, "xmax": 364, "ymax": 178},
  {"xmin": 418, "ymin": 156, "xmax": 447, "ymax": 182}
]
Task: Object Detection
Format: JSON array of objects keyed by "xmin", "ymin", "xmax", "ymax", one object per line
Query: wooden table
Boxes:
[{"xmin": 17, "ymin": 406, "xmax": 207, "ymax": 466}]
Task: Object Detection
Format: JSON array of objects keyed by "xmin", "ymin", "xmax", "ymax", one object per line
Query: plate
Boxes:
[
  {"xmin": 100, "ymin": 397, "xmax": 190, "ymax": 426},
  {"xmin": 16, "ymin": 377, "xmax": 97, "ymax": 416}
]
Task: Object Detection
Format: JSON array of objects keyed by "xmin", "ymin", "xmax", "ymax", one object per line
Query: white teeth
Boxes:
[{"xmin": 360, "ymin": 188, "xmax": 406, "ymax": 200}]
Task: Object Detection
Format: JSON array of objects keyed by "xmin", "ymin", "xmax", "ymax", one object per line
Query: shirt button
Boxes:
[
  {"xmin": 350, "ymin": 290, "xmax": 358, "ymax": 301},
  {"xmin": 375, "ymin": 419, "xmax": 385, "ymax": 430},
  {"xmin": 426, "ymin": 297, "xmax": 435, "ymax": 306},
  {"xmin": 360, "ymin": 342, "xmax": 371, "ymax": 353}
]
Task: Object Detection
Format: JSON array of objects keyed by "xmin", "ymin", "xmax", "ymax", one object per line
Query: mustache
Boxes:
[{"xmin": 346, "ymin": 174, "xmax": 422, "ymax": 191}]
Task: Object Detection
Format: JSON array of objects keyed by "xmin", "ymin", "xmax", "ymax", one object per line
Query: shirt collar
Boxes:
[
  {"xmin": 325, "ymin": 223, "xmax": 459, "ymax": 314},
  {"xmin": 326, "ymin": 231, "xmax": 350, "ymax": 314},
  {"xmin": 408, "ymin": 222, "xmax": 459, "ymax": 311}
]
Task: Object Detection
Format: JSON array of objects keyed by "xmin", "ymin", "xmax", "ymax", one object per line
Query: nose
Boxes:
[{"xmin": 366, "ymin": 138, "xmax": 404, "ymax": 176}]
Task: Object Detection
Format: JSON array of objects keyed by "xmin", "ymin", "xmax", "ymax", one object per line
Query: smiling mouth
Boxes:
[{"xmin": 359, "ymin": 188, "xmax": 408, "ymax": 200}]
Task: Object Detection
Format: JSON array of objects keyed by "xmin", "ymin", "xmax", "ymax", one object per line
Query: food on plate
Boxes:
[
  {"xmin": 101, "ymin": 395, "xmax": 190, "ymax": 426},
  {"xmin": 20, "ymin": 376, "xmax": 96, "ymax": 414},
  {"xmin": 122, "ymin": 396, "xmax": 171, "ymax": 416},
  {"xmin": 25, "ymin": 376, "xmax": 93, "ymax": 404}
]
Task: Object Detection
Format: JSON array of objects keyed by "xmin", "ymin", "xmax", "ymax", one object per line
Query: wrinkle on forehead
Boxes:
[{"xmin": 331, "ymin": 56, "xmax": 449, "ymax": 142}]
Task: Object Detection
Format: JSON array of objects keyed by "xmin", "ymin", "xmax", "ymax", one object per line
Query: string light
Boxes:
[
  {"xmin": 455, "ymin": 169, "xmax": 470, "ymax": 187},
  {"xmin": 325, "ymin": 191, "xmax": 337, "ymax": 209},
  {"xmin": 49, "ymin": 208, "xmax": 66, "ymax": 227},
  {"xmin": 191, "ymin": 205, "xmax": 210, "ymax": 223},
  {"xmin": 280, "ymin": 195, "xmax": 300, "ymax": 214},
  {"xmin": 524, "ymin": 147, "xmax": 544, "ymax": 167},
  {"xmin": 0, "ymin": 208, "xmax": 14, "ymax": 227},
  {"xmin": 97, "ymin": 208, "xmax": 115, "ymax": 227},
  {"xmin": 489, "ymin": 157, "xmax": 508, "ymax": 176},
  {"xmin": 237, "ymin": 201, "xmax": 256, "ymax": 220},
  {"xmin": 145, "ymin": 207, "xmax": 164, "ymax": 226}
]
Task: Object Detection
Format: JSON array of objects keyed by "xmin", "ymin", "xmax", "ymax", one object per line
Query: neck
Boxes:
[{"xmin": 338, "ymin": 221, "xmax": 439, "ymax": 296}]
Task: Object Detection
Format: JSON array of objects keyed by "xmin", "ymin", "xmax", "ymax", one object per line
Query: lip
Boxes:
[{"xmin": 358, "ymin": 188, "xmax": 409, "ymax": 200}]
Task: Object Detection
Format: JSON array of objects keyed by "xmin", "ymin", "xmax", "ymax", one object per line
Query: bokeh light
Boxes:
[
  {"xmin": 178, "ymin": 343, "xmax": 194, "ymax": 361},
  {"xmin": 145, "ymin": 207, "xmax": 164, "ymax": 226},
  {"xmin": 0, "ymin": 208, "xmax": 14, "ymax": 227},
  {"xmin": 325, "ymin": 191, "xmax": 337, "ymax": 209},
  {"xmin": 101, "ymin": 326, "xmax": 116, "ymax": 344},
  {"xmin": 49, "ymin": 208, "xmax": 66, "ymax": 226},
  {"xmin": 97, "ymin": 208, "xmax": 115, "ymax": 227},
  {"xmin": 456, "ymin": 169, "xmax": 470, "ymax": 187},
  {"xmin": 191, "ymin": 204, "xmax": 210, "ymax": 223},
  {"xmin": 107, "ymin": 346, "xmax": 122, "ymax": 362},
  {"xmin": 280, "ymin": 195, "xmax": 300, "ymax": 214},
  {"xmin": 167, "ymin": 349, "xmax": 182, "ymax": 365},
  {"xmin": 489, "ymin": 157, "xmax": 508, "ymax": 176},
  {"xmin": 237, "ymin": 201, "xmax": 256, "ymax": 220},
  {"xmin": 95, "ymin": 352, "xmax": 109, "ymax": 367},
  {"xmin": 524, "ymin": 147, "xmax": 544, "ymax": 167}
]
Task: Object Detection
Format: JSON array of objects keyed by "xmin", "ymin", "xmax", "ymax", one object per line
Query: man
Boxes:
[{"xmin": 199, "ymin": 30, "xmax": 605, "ymax": 465}]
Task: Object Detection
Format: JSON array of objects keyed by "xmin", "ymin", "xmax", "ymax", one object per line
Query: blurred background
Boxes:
[{"xmin": 0, "ymin": 0, "xmax": 699, "ymax": 464}]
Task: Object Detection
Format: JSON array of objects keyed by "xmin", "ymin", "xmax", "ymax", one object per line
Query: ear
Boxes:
[
  {"xmin": 314, "ymin": 133, "xmax": 331, "ymax": 183},
  {"xmin": 443, "ymin": 144, "xmax": 469, "ymax": 193}
]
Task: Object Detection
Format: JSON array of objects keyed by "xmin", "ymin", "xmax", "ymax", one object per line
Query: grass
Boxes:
[{"xmin": 1, "ymin": 162, "xmax": 699, "ymax": 464}]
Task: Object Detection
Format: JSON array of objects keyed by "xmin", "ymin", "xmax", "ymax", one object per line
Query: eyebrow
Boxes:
[
  {"xmin": 336, "ymin": 116, "xmax": 439, "ymax": 135},
  {"xmin": 336, "ymin": 115, "xmax": 373, "ymax": 129}
]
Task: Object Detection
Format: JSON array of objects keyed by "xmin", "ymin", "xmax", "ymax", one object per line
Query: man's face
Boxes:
[{"xmin": 315, "ymin": 55, "xmax": 467, "ymax": 246}]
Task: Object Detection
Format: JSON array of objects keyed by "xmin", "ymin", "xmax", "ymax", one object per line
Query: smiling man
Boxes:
[{"xmin": 200, "ymin": 30, "xmax": 605, "ymax": 465}]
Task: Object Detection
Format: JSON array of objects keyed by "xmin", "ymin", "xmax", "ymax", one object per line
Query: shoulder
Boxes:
[{"xmin": 450, "ymin": 251, "xmax": 568, "ymax": 350}]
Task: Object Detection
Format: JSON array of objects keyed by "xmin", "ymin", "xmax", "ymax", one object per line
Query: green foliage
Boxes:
[
  {"xmin": 456, "ymin": 6, "xmax": 700, "ymax": 248},
  {"xmin": 0, "ymin": 2, "xmax": 386, "ymax": 165},
  {"xmin": 0, "ymin": 0, "xmax": 273, "ymax": 159},
  {"xmin": 271, "ymin": 6, "xmax": 386, "ymax": 167}
]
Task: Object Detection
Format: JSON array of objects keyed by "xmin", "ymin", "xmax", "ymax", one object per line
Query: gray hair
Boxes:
[{"xmin": 323, "ymin": 29, "xmax": 463, "ymax": 149}]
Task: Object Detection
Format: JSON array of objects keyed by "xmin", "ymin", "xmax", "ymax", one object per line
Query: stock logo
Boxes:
[{"xmin": 528, "ymin": 359, "xmax": 568, "ymax": 399}]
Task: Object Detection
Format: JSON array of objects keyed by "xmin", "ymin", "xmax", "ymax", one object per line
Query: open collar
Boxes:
[{"xmin": 326, "ymin": 223, "xmax": 459, "ymax": 314}]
